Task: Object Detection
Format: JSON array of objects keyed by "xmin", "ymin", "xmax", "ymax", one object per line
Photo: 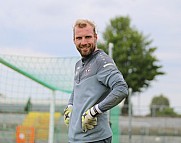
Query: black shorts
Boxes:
[{"xmin": 88, "ymin": 136, "xmax": 112, "ymax": 143}]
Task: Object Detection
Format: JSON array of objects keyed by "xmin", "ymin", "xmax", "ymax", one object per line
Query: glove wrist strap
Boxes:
[
  {"xmin": 90, "ymin": 104, "xmax": 102, "ymax": 117},
  {"xmin": 68, "ymin": 104, "xmax": 73, "ymax": 108}
]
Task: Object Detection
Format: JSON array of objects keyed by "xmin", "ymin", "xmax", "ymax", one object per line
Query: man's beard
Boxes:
[{"xmin": 77, "ymin": 45, "xmax": 96, "ymax": 57}]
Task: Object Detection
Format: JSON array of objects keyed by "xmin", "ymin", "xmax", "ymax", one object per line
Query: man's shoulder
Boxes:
[
  {"xmin": 95, "ymin": 50, "xmax": 114, "ymax": 66},
  {"xmin": 75, "ymin": 59, "xmax": 82, "ymax": 67}
]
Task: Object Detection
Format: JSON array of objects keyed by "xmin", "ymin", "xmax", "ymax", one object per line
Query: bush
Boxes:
[{"xmin": 156, "ymin": 107, "xmax": 178, "ymax": 117}]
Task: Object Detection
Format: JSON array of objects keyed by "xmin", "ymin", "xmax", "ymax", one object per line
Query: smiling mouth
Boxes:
[
  {"xmin": 80, "ymin": 45, "xmax": 89, "ymax": 49},
  {"xmin": 80, "ymin": 46, "xmax": 89, "ymax": 50},
  {"xmin": 82, "ymin": 48, "xmax": 88, "ymax": 53}
]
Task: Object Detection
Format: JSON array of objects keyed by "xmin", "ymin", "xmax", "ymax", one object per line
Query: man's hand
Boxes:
[
  {"xmin": 63, "ymin": 105, "xmax": 73, "ymax": 126},
  {"xmin": 82, "ymin": 104, "xmax": 102, "ymax": 132}
]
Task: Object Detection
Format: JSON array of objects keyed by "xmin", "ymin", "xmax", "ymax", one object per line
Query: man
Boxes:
[{"xmin": 64, "ymin": 19, "xmax": 128, "ymax": 143}]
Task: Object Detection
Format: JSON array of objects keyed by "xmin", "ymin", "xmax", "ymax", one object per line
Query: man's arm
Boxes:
[
  {"xmin": 97, "ymin": 70, "xmax": 128, "ymax": 112},
  {"xmin": 96, "ymin": 54, "xmax": 128, "ymax": 112},
  {"xmin": 68, "ymin": 91, "xmax": 74, "ymax": 106}
]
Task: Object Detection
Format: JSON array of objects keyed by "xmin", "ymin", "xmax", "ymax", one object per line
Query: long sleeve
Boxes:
[
  {"xmin": 68, "ymin": 91, "xmax": 74, "ymax": 105},
  {"xmin": 96, "ymin": 54, "xmax": 128, "ymax": 112}
]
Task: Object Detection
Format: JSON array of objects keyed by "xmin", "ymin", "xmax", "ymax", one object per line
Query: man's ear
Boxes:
[{"xmin": 94, "ymin": 34, "xmax": 98, "ymax": 40}]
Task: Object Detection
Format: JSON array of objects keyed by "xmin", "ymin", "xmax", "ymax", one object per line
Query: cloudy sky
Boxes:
[{"xmin": 0, "ymin": 0, "xmax": 181, "ymax": 113}]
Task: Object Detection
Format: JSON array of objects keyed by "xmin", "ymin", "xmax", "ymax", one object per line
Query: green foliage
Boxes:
[
  {"xmin": 98, "ymin": 16, "xmax": 165, "ymax": 94},
  {"xmin": 150, "ymin": 94, "xmax": 179, "ymax": 117},
  {"xmin": 24, "ymin": 97, "xmax": 32, "ymax": 113},
  {"xmin": 151, "ymin": 94, "xmax": 170, "ymax": 106},
  {"xmin": 156, "ymin": 107, "xmax": 178, "ymax": 117}
]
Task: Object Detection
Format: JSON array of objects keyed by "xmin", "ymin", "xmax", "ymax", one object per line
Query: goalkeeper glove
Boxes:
[
  {"xmin": 63, "ymin": 105, "xmax": 73, "ymax": 126},
  {"xmin": 82, "ymin": 104, "xmax": 102, "ymax": 132}
]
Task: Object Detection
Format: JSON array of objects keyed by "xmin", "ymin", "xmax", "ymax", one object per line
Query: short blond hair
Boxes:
[{"xmin": 73, "ymin": 19, "xmax": 97, "ymax": 38}]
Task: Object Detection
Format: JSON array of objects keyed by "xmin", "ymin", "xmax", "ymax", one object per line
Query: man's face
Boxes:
[{"xmin": 73, "ymin": 25, "xmax": 97, "ymax": 57}]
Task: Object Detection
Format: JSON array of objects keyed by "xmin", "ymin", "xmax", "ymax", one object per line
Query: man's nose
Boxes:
[{"xmin": 80, "ymin": 38, "xmax": 87, "ymax": 45}]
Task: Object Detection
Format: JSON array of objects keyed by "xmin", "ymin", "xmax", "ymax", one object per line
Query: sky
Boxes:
[{"xmin": 0, "ymin": 0, "xmax": 181, "ymax": 114}]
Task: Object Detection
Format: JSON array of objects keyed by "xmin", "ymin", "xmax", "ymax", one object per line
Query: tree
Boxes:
[
  {"xmin": 98, "ymin": 16, "xmax": 165, "ymax": 115},
  {"xmin": 24, "ymin": 97, "xmax": 32, "ymax": 113},
  {"xmin": 150, "ymin": 94, "xmax": 178, "ymax": 117}
]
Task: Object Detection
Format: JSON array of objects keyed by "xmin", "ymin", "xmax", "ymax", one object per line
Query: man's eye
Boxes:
[
  {"xmin": 76, "ymin": 37, "xmax": 82, "ymax": 40},
  {"xmin": 85, "ymin": 36, "xmax": 92, "ymax": 39}
]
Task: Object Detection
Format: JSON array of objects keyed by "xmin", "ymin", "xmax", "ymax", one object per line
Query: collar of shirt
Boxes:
[{"xmin": 81, "ymin": 49, "xmax": 102, "ymax": 66}]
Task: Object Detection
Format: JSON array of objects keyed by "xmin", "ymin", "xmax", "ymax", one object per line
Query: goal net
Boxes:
[{"xmin": 0, "ymin": 54, "xmax": 79, "ymax": 143}]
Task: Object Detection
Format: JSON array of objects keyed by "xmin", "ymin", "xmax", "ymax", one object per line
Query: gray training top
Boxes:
[{"xmin": 68, "ymin": 49, "xmax": 128, "ymax": 143}]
